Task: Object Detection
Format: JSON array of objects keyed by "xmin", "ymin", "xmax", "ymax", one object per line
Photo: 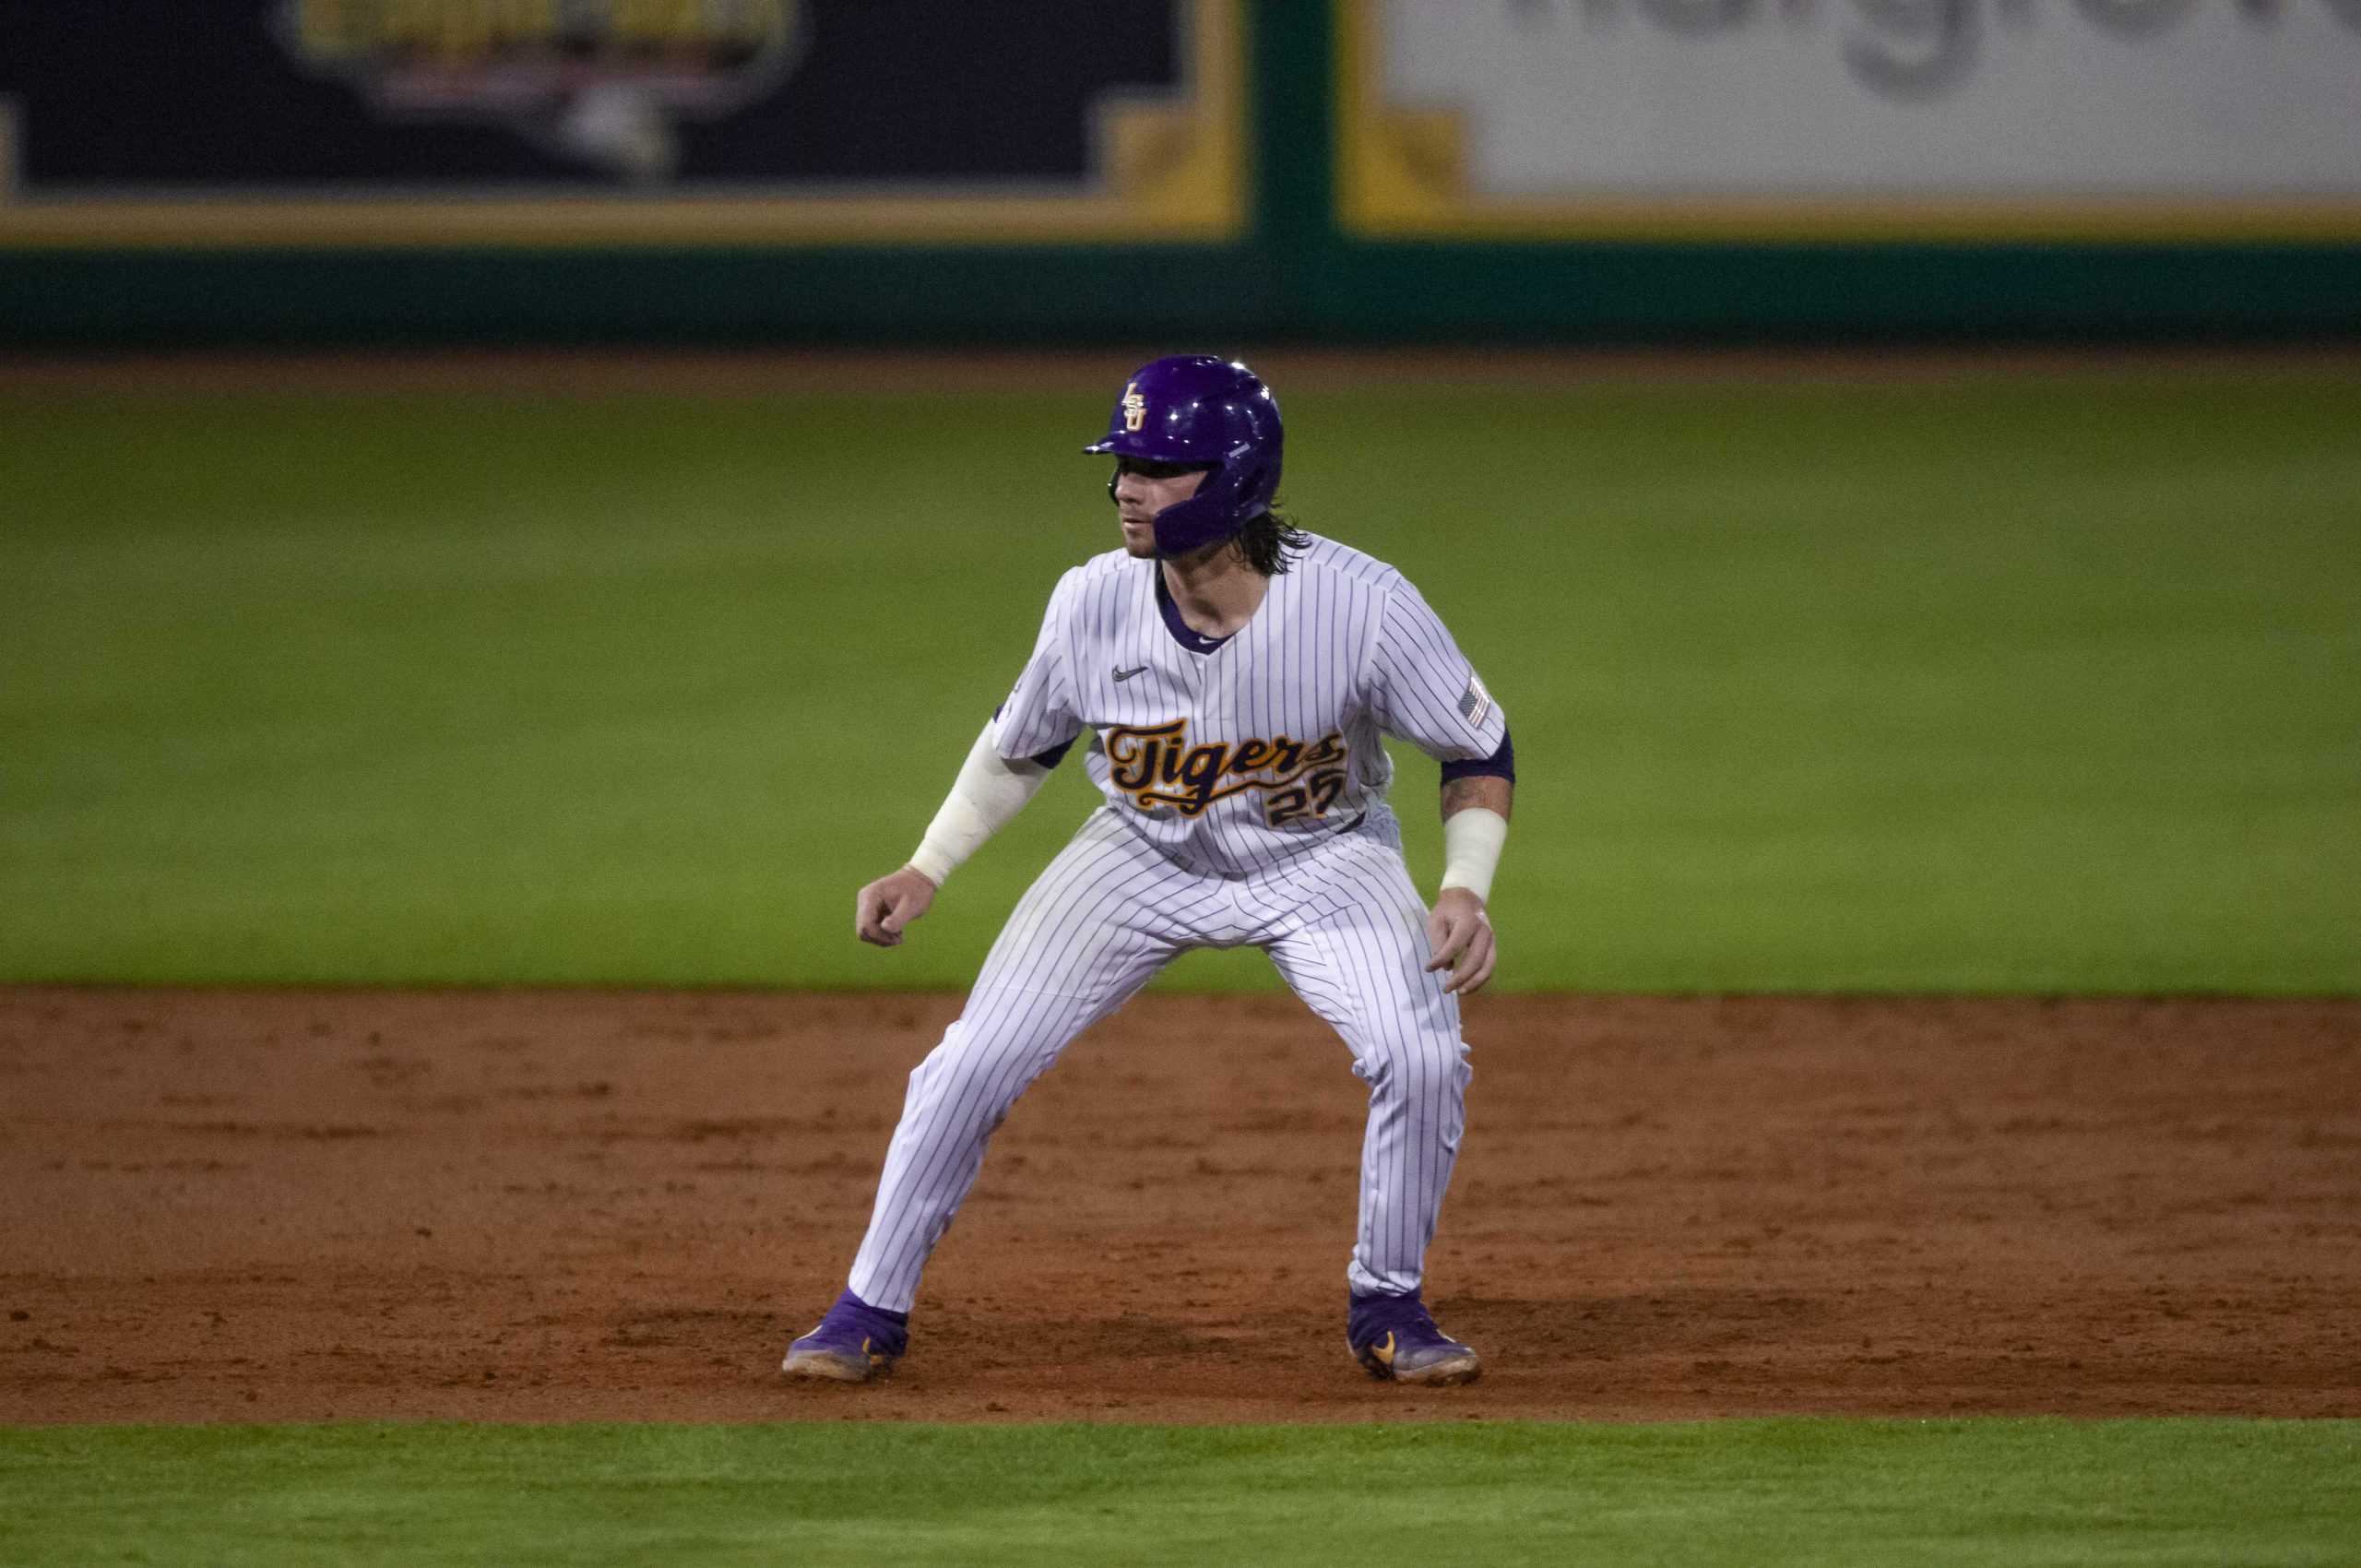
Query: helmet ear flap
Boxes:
[{"xmin": 1229, "ymin": 457, "xmax": 1277, "ymax": 523}]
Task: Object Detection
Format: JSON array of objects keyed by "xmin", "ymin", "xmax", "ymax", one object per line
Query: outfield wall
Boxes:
[{"xmin": 4, "ymin": 2, "xmax": 2358, "ymax": 346}]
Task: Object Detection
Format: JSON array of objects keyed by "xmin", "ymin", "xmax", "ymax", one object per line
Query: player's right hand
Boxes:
[
  {"xmin": 1424, "ymin": 887, "xmax": 1497, "ymax": 996},
  {"xmin": 855, "ymin": 866, "xmax": 939, "ymax": 947}
]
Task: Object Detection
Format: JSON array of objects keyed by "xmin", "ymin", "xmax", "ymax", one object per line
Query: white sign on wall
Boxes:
[{"xmin": 1342, "ymin": 0, "xmax": 2361, "ymax": 239}]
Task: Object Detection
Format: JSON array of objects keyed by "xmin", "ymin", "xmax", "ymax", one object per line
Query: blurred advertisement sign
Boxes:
[
  {"xmin": 0, "ymin": 1, "xmax": 1244, "ymax": 247},
  {"xmin": 1341, "ymin": 0, "xmax": 2361, "ymax": 239},
  {"xmin": 275, "ymin": 0, "xmax": 803, "ymax": 182}
]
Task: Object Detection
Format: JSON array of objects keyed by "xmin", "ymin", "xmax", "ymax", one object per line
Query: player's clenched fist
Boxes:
[
  {"xmin": 855, "ymin": 866, "xmax": 938, "ymax": 947},
  {"xmin": 1424, "ymin": 887, "xmax": 1497, "ymax": 996}
]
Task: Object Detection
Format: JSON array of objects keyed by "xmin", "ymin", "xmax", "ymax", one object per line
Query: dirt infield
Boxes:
[{"xmin": 3, "ymin": 989, "xmax": 2355, "ymax": 1426}]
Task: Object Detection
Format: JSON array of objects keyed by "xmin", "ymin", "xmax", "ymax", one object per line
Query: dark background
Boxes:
[
  {"xmin": 1, "ymin": 2, "xmax": 1178, "ymax": 185},
  {"xmin": 2, "ymin": 3, "xmax": 2356, "ymax": 346}
]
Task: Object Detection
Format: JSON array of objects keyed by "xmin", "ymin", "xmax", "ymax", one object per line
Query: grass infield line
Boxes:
[{"xmin": 2, "ymin": 1418, "xmax": 2356, "ymax": 1566}]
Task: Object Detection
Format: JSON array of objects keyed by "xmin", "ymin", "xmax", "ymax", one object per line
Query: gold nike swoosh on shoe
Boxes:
[{"xmin": 1371, "ymin": 1331, "xmax": 1395, "ymax": 1368}]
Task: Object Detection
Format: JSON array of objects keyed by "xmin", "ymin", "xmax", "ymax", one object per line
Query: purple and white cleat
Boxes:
[
  {"xmin": 1347, "ymin": 1289, "xmax": 1482, "ymax": 1386},
  {"xmin": 782, "ymin": 1289, "xmax": 908, "ymax": 1384}
]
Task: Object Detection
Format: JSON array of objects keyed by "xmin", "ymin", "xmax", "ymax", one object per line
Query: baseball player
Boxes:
[{"xmin": 784, "ymin": 355, "xmax": 1515, "ymax": 1387}]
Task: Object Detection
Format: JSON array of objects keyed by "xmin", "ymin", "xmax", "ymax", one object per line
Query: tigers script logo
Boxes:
[
  {"xmin": 275, "ymin": 0, "xmax": 802, "ymax": 180},
  {"xmin": 1105, "ymin": 720, "xmax": 1349, "ymax": 827}
]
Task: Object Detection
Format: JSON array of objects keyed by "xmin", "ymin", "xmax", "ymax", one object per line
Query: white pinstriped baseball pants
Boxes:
[{"xmin": 845, "ymin": 803, "xmax": 1472, "ymax": 1313}]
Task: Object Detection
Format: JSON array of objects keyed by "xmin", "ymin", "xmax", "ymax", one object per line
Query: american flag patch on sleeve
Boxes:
[{"xmin": 1457, "ymin": 674, "xmax": 1492, "ymax": 728}]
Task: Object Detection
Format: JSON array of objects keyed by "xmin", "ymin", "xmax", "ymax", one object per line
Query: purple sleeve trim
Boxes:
[
  {"xmin": 1440, "ymin": 729, "xmax": 1515, "ymax": 786},
  {"xmin": 989, "ymin": 707, "xmax": 1074, "ymax": 770}
]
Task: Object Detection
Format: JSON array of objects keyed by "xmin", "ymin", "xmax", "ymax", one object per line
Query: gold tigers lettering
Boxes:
[{"xmin": 1104, "ymin": 720, "xmax": 1347, "ymax": 821}]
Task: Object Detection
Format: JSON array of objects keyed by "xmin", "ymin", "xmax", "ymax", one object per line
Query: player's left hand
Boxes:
[{"xmin": 1424, "ymin": 888, "xmax": 1496, "ymax": 995}]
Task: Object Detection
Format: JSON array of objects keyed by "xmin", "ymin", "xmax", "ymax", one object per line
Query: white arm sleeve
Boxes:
[
  {"xmin": 907, "ymin": 722, "xmax": 1051, "ymax": 886},
  {"xmin": 1438, "ymin": 806, "xmax": 1509, "ymax": 904}
]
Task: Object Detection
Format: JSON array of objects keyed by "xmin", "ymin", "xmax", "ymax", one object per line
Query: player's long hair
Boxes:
[{"xmin": 1235, "ymin": 503, "xmax": 1310, "ymax": 576}]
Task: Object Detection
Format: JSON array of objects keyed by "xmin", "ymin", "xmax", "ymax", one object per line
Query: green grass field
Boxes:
[
  {"xmin": 6, "ymin": 368, "xmax": 2358, "ymax": 1564},
  {"xmin": 6, "ymin": 1420, "xmax": 2357, "ymax": 1567},
  {"xmin": 6, "ymin": 373, "xmax": 2356, "ymax": 992}
]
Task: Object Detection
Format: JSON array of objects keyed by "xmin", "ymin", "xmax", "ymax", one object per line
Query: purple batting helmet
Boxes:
[{"xmin": 1085, "ymin": 354, "xmax": 1283, "ymax": 557}]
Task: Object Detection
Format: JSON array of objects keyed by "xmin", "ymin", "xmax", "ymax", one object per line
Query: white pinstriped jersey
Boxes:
[{"xmin": 988, "ymin": 534, "xmax": 1509, "ymax": 878}]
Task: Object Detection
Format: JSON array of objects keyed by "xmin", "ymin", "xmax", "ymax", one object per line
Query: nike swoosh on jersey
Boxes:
[{"xmin": 1112, "ymin": 665, "xmax": 1149, "ymax": 682}]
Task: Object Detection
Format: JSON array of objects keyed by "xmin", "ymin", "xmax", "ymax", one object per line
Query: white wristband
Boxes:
[
  {"xmin": 1438, "ymin": 806, "xmax": 1509, "ymax": 905},
  {"xmin": 908, "ymin": 723, "xmax": 1051, "ymax": 886}
]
